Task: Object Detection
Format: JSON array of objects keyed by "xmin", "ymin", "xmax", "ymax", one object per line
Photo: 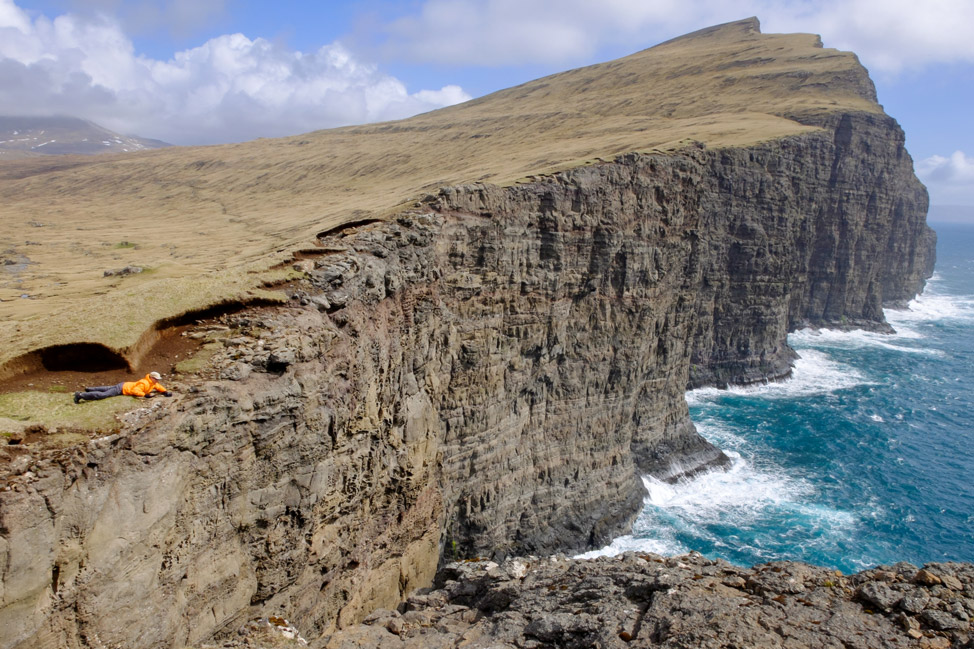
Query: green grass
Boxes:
[
  {"xmin": 174, "ymin": 341, "xmax": 222, "ymax": 375},
  {"xmin": 0, "ymin": 391, "xmax": 137, "ymax": 432}
]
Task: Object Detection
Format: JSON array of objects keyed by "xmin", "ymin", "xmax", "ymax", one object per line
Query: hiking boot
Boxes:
[{"xmin": 74, "ymin": 392, "xmax": 82, "ymax": 404}]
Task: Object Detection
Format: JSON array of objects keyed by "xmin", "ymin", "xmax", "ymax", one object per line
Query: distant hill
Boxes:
[{"xmin": 0, "ymin": 116, "xmax": 169, "ymax": 157}]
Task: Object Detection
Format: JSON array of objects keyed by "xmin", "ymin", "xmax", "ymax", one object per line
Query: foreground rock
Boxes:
[{"xmin": 322, "ymin": 553, "xmax": 974, "ymax": 649}]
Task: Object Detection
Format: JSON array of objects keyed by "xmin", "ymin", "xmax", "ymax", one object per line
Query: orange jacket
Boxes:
[{"xmin": 122, "ymin": 374, "xmax": 168, "ymax": 397}]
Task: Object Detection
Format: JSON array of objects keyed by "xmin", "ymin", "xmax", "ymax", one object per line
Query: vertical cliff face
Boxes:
[
  {"xmin": 0, "ymin": 105, "xmax": 935, "ymax": 648},
  {"xmin": 687, "ymin": 111, "xmax": 935, "ymax": 387},
  {"xmin": 428, "ymin": 165, "xmax": 720, "ymax": 557},
  {"xmin": 427, "ymin": 110, "xmax": 934, "ymax": 555}
]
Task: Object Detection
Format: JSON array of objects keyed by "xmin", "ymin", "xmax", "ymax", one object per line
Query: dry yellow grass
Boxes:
[{"xmin": 0, "ymin": 18, "xmax": 882, "ymax": 372}]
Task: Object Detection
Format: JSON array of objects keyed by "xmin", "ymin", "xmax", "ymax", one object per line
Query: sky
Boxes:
[{"xmin": 1, "ymin": 0, "xmax": 972, "ymax": 208}]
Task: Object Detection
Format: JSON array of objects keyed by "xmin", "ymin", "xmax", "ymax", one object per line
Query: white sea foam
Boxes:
[
  {"xmin": 575, "ymin": 533, "xmax": 683, "ymax": 559},
  {"xmin": 881, "ymin": 272, "xmax": 974, "ymax": 328},
  {"xmin": 789, "ymin": 327, "xmax": 940, "ymax": 355},
  {"xmin": 688, "ymin": 419, "xmax": 749, "ymax": 454},
  {"xmin": 686, "ymin": 349, "xmax": 869, "ymax": 406},
  {"xmin": 581, "ymin": 449, "xmax": 855, "ymax": 560},
  {"xmin": 783, "ymin": 292, "xmax": 973, "ymax": 355},
  {"xmin": 886, "ymin": 292, "xmax": 974, "ymax": 328},
  {"xmin": 590, "ymin": 273, "xmax": 969, "ymax": 565},
  {"xmin": 641, "ymin": 453, "xmax": 813, "ymax": 520}
]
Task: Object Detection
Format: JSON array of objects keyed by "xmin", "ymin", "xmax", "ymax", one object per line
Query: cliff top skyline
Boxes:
[
  {"xmin": 0, "ymin": 18, "xmax": 895, "ymax": 373},
  {"xmin": 3, "ymin": 0, "xmax": 973, "ymax": 207}
]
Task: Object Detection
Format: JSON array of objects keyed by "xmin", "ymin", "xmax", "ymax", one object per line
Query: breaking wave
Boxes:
[
  {"xmin": 789, "ymin": 327, "xmax": 942, "ymax": 356},
  {"xmin": 589, "ymin": 226, "xmax": 974, "ymax": 571},
  {"xmin": 686, "ymin": 348, "xmax": 870, "ymax": 406},
  {"xmin": 579, "ymin": 445, "xmax": 856, "ymax": 564}
]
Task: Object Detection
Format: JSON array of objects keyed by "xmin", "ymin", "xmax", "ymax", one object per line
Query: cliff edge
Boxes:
[{"xmin": 0, "ymin": 18, "xmax": 937, "ymax": 649}]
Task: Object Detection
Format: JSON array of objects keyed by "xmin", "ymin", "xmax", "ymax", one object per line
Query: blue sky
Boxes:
[{"xmin": 2, "ymin": 0, "xmax": 972, "ymax": 207}]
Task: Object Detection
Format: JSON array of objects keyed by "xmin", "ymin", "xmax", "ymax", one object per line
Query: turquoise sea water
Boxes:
[{"xmin": 586, "ymin": 222, "xmax": 974, "ymax": 573}]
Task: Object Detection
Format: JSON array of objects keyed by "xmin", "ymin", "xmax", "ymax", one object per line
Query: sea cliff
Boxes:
[{"xmin": 0, "ymin": 19, "xmax": 939, "ymax": 649}]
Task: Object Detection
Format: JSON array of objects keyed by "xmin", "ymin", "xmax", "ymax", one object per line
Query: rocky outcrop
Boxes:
[
  {"xmin": 322, "ymin": 553, "xmax": 974, "ymax": 649},
  {"xmin": 0, "ymin": 299, "xmax": 447, "ymax": 648}
]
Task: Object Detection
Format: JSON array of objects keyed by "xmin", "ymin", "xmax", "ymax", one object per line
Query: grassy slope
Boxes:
[{"xmin": 0, "ymin": 18, "xmax": 882, "ymax": 370}]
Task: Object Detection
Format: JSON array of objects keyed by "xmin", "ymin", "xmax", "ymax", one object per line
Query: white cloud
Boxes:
[
  {"xmin": 759, "ymin": 0, "xmax": 974, "ymax": 73},
  {"xmin": 917, "ymin": 151, "xmax": 974, "ymax": 205},
  {"xmin": 0, "ymin": 0, "xmax": 471, "ymax": 144},
  {"xmin": 3, "ymin": 0, "xmax": 970, "ymax": 147},
  {"xmin": 378, "ymin": 0, "xmax": 706, "ymax": 66},
  {"xmin": 380, "ymin": 0, "xmax": 604, "ymax": 65},
  {"xmin": 917, "ymin": 151, "xmax": 974, "ymax": 183},
  {"xmin": 0, "ymin": 0, "xmax": 29, "ymax": 31},
  {"xmin": 376, "ymin": 0, "xmax": 974, "ymax": 73}
]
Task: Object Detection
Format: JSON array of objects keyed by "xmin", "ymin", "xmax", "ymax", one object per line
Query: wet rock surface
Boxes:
[{"xmin": 322, "ymin": 554, "xmax": 974, "ymax": 649}]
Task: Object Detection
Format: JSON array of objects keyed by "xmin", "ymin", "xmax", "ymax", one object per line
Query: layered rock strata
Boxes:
[{"xmin": 0, "ymin": 101, "xmax": 936, "ymax": 648}]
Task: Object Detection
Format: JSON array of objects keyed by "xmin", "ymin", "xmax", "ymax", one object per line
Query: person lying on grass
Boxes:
[{"xmin": 74, "ymin": 371, "xmax": 173, "ymax": 403}]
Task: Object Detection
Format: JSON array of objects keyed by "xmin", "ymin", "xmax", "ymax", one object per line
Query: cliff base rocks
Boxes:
[{"xmin": 318, "ymin": 553, "xmax": 974, "ymax": 649}]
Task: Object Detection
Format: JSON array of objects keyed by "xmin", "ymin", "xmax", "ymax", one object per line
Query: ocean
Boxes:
[{"xmin": 585, "ymin": 222, "xmax": 974, "ymax": 573}]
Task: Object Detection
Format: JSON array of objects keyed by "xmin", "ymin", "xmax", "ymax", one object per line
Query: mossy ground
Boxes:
[{"xmin": 0, "ymin": 390, "xmax": 136, "ymax": 433}]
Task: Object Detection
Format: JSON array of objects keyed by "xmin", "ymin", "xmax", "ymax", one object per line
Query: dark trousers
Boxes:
[{"xmin": 78, "ymin": 383, "xmax": 124, "ymax": 401}]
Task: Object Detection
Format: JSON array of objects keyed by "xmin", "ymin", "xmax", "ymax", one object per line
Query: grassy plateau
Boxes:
[{"xmin": 0, "ymin": 18, "xmax": 882, "ymax": 387}]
